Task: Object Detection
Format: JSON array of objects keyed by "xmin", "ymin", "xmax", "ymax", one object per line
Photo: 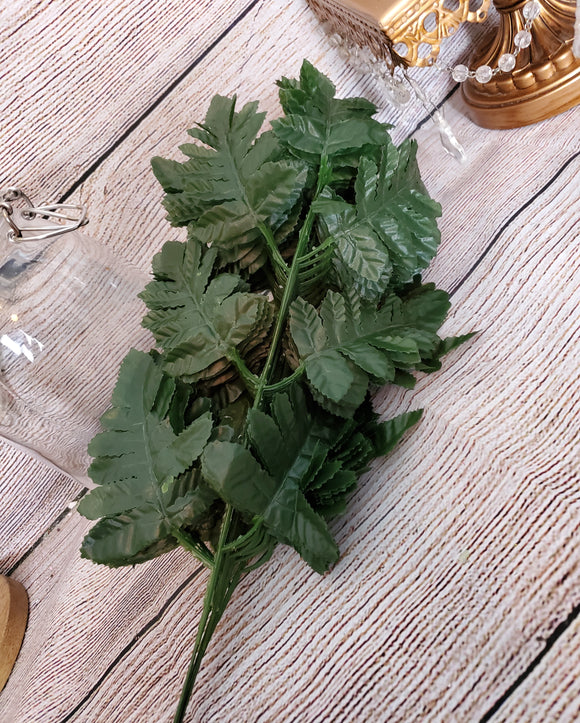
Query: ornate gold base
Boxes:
[{"xmin": 462, "ymin": 0, "xmax": 580, "ymax": 128}]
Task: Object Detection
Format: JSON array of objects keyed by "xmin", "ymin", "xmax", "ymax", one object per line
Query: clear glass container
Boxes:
[{"xmin": 0, "ymin": 189, "xmax": 152, "ymax": 485}]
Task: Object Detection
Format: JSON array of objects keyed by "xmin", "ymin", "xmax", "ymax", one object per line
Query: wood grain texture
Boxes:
[
  {"xmin": 489, "ymin": 613, "xmax": 580, "ymax": 722},
  {"xmin": 0, "ymin": 0, "xmax": 257, "ymax": 198},
  {"xmin": 0, "ymin": 510, "xmax": 205, "ymax": 722},
  {"xmin": 0, "ymin": 0, "xmax": 579, "ymax": 721},
  {"xmin": 0, "ymin": 450, "xmax": 81, "ymax": 575}
]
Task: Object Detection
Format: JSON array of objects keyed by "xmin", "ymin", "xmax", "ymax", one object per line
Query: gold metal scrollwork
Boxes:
[
  {"xmin": 307, "ymin": 0, "xmax": 491, "ymax": 67},
  {"xmin": 388, "ymin": 0, "xmax": 490, "ymax": 65}
]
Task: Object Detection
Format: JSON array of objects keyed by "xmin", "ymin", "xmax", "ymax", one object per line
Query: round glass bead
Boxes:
[
  {"xmin": 523, "ymin": 0, "xmax": 541, "ymax": 20},
  {"xmin": 514, "ymin": 29, "xmax": 533, "ymax": 48},
  {"xmin": 498, "ymin": 53, "xmax": 517, "ymax": 72},
  {"xmin": 391, "ymin": 83, "xmax": 412, "ymax": 105},
  {"xmin": 452, "ymin": 64, "xmax": 469, "ymax": 82},
  {"xmin": 475, "ymin": 65, "xmax": 493, "ymax": 83}
]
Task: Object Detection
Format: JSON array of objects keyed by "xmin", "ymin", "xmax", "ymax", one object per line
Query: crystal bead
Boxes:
[
  {"xmin": 390, "ymin": 82, "xmax": 412, "ymax": 106},
  {"xmin": 498, "ymin": 53, "xmax": 517, "ymax": 72},
  {"xmin": 452, "ymin": 64, "xmax": 469, "ymax": 82},
  {"xmin": 374, "ymin": 66, "xmax": 389, "ymax": 81},
  {"xmin": 475, "ymin": 65, "xmax": 493, "ymax": 83},
  {"xmin": 326, "ymin": 33, "xmax": 344, "ymax": 48},
  {"xmin": 348, "ymin": 46, "xmax": 362, "ymax": 68},
  {"xmin": 514, "ymin": 29, "xmax": 533, "ymax": 48},
  {"xmin": 523, "ymin": 0, "xmax": 541, "ymax": 20},
  {"xmin": 359, "ymin": 46, "xmax": 375, "ymax": 63},
  {"xmin": 433, "ymin": 109, "xmax": 466, "ymax": 163}
]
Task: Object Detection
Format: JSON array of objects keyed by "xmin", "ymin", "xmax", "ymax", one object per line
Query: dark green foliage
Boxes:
[
  {"xmin": 79, "ymin": 61, "xmax": 472, "ymax": 719},
  {"xmin": 273, "ymin": 60, "xmax": 389, "ymax": 168},
  {"xmin": 152, "ymin": 95, "xmax": 308, "ymax": 272},
  {"xmin": 313, "ymin": 142, "xmax": 441, "ymax": 298},
  {"xmin": 80, "ymin": 62, "xmax": 472, "ymax": 579},
  {"xmin": 79, "ymin": 350, "xmax": 216, "ymax": 566},
  {"xmin": 289, "ymin": 286, "xmax": 452, "ymax": 416},
  {"xmin": 139, "ymin": 241, "xmax": 273, "ymax": 389},
  {"xmin": 80, "ymin": 60, "xmax": 471, "ymax": 574}
]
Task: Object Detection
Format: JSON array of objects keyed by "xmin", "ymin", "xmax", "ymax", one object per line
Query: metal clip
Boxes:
[{"xmin": 1, "ymin": 187, "xmax": 88, "ymax": 242}]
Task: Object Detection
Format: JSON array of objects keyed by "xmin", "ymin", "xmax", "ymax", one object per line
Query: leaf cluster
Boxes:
[{"xmin": 79, "ymin": 60, "xmax": 470, "ymax": 577}]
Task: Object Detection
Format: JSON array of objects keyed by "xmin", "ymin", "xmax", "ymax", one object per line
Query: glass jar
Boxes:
[{"xmin": 0, "ymin": 188, "xmax": 152, "ymax": 485}]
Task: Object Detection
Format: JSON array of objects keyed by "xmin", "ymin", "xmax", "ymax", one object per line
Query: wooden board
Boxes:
[
  {"xmin": 0, "ymin": 1, "xmax": 258, "ymax": 198},
  {"xmin": 489, "ymin": 613, "xmax": 580, "ymax": 722},
  {"xmin": 0, "ymin": 0, "xmax": 579, "ymax": 720}
]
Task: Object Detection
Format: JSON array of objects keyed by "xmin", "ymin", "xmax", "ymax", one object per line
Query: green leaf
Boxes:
[
  {"xmin": 140, "ymin": 240, "xmax": 273, "ymax": 385},
  {"xmin": 315, "ymin": 143, "xmax": 441, "ymax": 294},
  {"xmin": 289, "ymin": 286, "xmax": 453, "ymax": 415},
  {"xmin": 302, "ymin": 401, "xmax": 422, "ymax": 516},
  {"xmin": 152, "ymin": 97, "xmax": 308, "ymax": 271},
  {"xmin": 416, "ymin": 331, "xmax": 476, "ymax": 372},
  {"xmin": 79, "ymin": 350, "xmax": 216, "ymax": 566},
  {"xmin": 248, "ymin": 388, "xmax": 330, "ymax": 492},
  {"xmin": 314, "ymin": 188, "xmax": 392, "ymax": 300},
  {"xmin": 273, "ymin": 60, "xmax": 389, "ymax": 167},
  {"xmin": 401, "ymin": 280, "xmax": 451, "ymax": 333},
  {"xmin": 81, "ymin": 506, "xmax": 179, "ymax": 566},
  {"xmin": 202, "ymin": 439, "xmax": 338, "ymax": 574},
  {"xmin": 304, "ymin": 350, "xmax": 366, "ymax": 407},
  {"xmin": 372, "ymin": 410, "xmax": 423, "ymax": 457}
]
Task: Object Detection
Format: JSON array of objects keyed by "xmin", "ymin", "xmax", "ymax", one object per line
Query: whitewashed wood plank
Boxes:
[
  {"xmin": 0, "ymin": 444, "xmax": 81, "ymax": 574},
  {"xmin": 413, "ymin": 101, "xmax": 580, "ymax": 293},
  {"xmin": 1, "ymin": 1, "xmax": 579, "ymax": 721},
  {"xmin": 490, "ymin": 614, "xmax": 580, "ymax": 722},
  {"xmin": 367, "ymin": 159, "xmax": 580, "ymax": 721},
  {"xmin": 0, "ymin": 0, "xmax": 258, "ymax": 198}
]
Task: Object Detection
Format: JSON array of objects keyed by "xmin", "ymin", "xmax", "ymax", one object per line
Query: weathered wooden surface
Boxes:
[
  {"xmin": 492, "ymin": 613, "xmax": 580, "ymax": 722},
  {"xmin": 0, "ymin": 0, "xmax": 579, "ymax": 721}
]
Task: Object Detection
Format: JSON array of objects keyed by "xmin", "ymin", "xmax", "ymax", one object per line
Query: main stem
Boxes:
[
  {"xmin": 173, "ymin": 506, "xmax": 242, "ymax": 723},
  {"xmin": 253, "ymin": 154, "xmax": 330, "ymax": 409},
  {"xmin": 174, "ymin": 155, "xmax": 331, "ymax": 722}
]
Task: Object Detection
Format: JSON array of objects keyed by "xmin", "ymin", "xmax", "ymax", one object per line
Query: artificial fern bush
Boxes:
[{"xmin": 78, "ymin": 61, "xmax": 471, "ymax": 722}]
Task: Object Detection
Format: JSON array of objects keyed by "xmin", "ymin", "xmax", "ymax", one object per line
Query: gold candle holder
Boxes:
[{"xmin": 307, "ymin": 0, "xmax": 580, "ymax": 128}]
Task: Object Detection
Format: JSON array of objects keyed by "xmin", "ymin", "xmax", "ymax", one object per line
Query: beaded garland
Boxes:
[
  {"xmin": 437, "ymin": 0, "xmax": 541, "ymax": 84},
  {"xmin": 326, "ymin": 0, "xmax": 542, "ymax": 86}
]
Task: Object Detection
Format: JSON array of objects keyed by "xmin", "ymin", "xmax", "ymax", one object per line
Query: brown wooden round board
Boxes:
[{"xmin": 0, "ymin": 575, "xmax": 29, "ymax": 692}]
